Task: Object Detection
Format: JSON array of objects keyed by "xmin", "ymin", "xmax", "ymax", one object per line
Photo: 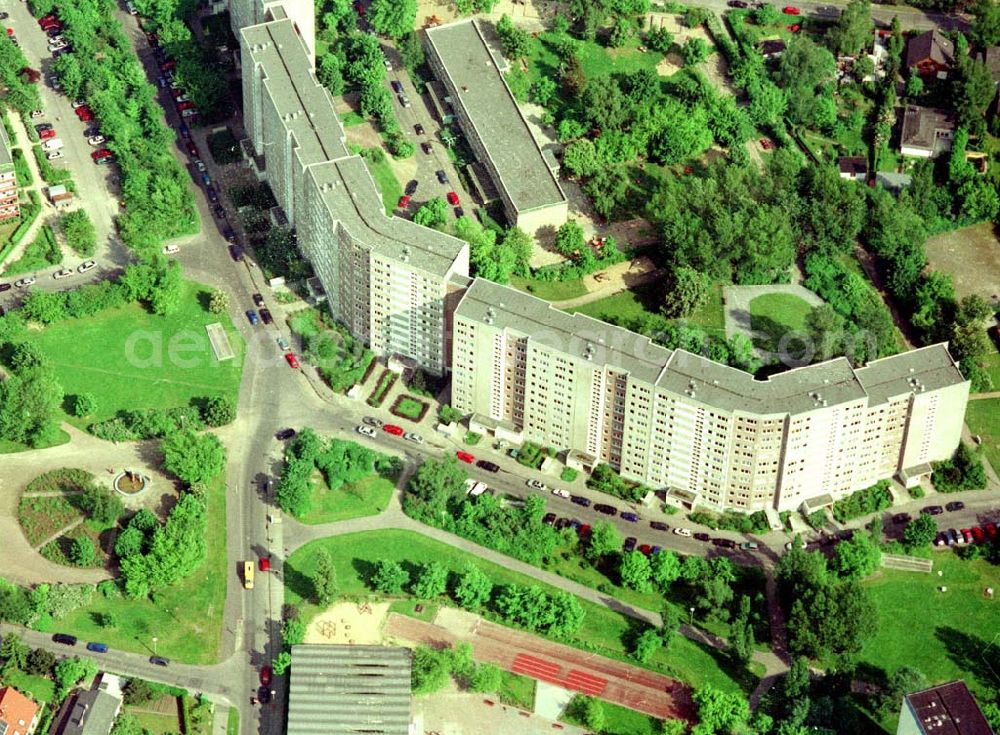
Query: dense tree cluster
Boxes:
[
  {"xmin": 829, "ymin": 481, "xmax": 892, "ymax": 523},
  {"xmin": 276, "ymin": 429, "xmax": 401, "ymax": 518},
  {"xmin": 33, "ymin": 0, "xmax": 198, "ymax": 250},
  {"xmin": 455, "ymin": 218, "xmax": 533, "ymax": 285},
  {"xmin": 0, "ymin": 35, "xmax": 42, "ymax": 114},
  {"xmin": 161, "ymin": 428, "xmax": 227, "ymax": 486},
  {"xmin": 931, "ymin": 441, "xmax": 988, "ymax": 493}
]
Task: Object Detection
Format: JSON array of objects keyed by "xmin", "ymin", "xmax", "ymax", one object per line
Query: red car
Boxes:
[
  {"xmin": 260, "ymin": 665, "xmax": 272, "ymax": 686},
  {"xmin": 638, "ymin": 544, "xmax": 652, "ymax": 555},
  {"xmin": 172, "ymin": 88, "xmax": 186, "ymax": 99},
  {"xmin": 961, "ymin": 528, "xmax": 974, "ymax": 544},
  {"xmin": 783, "ymin": 5, "xmax": 800, "ymax": 14},
  {"xmin": 578, "ymin": 524, "xmax": 592, "ymax": 539},
  {"xmin": 177, "ymin": 100, "xmax": 195, "ymax": 111},
  {"xmin": 39, "ymin": 128, "xmax": 56, "ymax": 140},
  {"xmin": 91, "ymin": 148, "xmax": 112, "ymax": 160},
  {"xmin": 284, "ymin": 352, "xmax": 300, "ymax": 369},
  {"xmin": 446, "ymin": 191, "xmax": 459, "ymax": 206},
  {"xmin": 186, "ymin": 141, "xmax": 199, "ymax": 158},
  {"xmin": 75, "ymin": 106, "xmax": 93, "ymax": 121},
  {"xmin": 787, "ymin": 23, "xmax": 801, "ymax": 32},
  {"xmin": 41, "ymin": 20, "xmax": 63, "ymax": 32},
  {"xmin": 6, "ymin": 28, "xmax": 14, "ymax": 37},
  {"xmin": 760, "ymin": 138, "xmax": 773, "ymax": 150},
  {"xmin": 38, "ymin": 14, "xmax": 59, "ymax": 27},
  {"xmin": 397, "ymin": 194, "xmax": 410, "ymax": 208},
  {"xmin": 972, "ymin": 526, "xmax": 986, "ymax": 544},
  {"xmin": 258, "ymin": 556, "xmax": 270, "ymax": 572},
  {"xmin": 383, "ymin": 424, "xmax": 404, "ymax": 436},
  {"xmin": 985, "ymin": 522, "xmax": 998, "ymax": 539},
  {"xmin": 456, "ymin": 451, "xmax": 474, "ymax": 464}
]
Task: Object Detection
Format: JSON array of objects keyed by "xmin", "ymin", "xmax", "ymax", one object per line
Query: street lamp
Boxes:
[
  {"xmin": 689, "ymin": 607, "xmax": 695, "ymax": 625},
  {"xmin": 152, "ymin": 636, "xmax": 158, "ymax": 655}
]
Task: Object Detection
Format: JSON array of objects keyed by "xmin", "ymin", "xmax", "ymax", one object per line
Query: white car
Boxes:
[
  {"xmin": 194, "ymin": 160, "xmax": 206, "ymax": 172},
  {"xmin": 77, "ymin": 260, "xmax": 96, "ymax": 273},
  {"xmin": 162, "ymin": 243, "xmax": 179, "ymax": 254},
  {"xmin": 30, "ymin": 109, "xmax": 44, "ymax": 118},
  {"xmin": 356, "ymin": 425, "xmax": 377, "ymax": 438},
  {"xmin": 673, "ymin": 527, "xmax": 693, "ymax": 537},
  {"xmin": 180, "ymin": 108, "xmax": 198, "ymax": 118},
  {"xmin": 88, "ymin": 135, "xmax": 106, "ymax": 146},
  {"xmin": 71, "ymin": 100, "xmax": 87, "ymax": 109},
  {"xmin": 15, "ymin": 277, "xmax": 35, "ymax": 288},
  {"xmin": 403, "ymin": 432, "xmax": 424, "ymax": 444},
  {"xmin": 42, "ymin": 138, "xmax": 63, "ymax": 151},
  {"xmin": 53, "ymin": 268, "xmax": 74, "ymax": 279},
  {"xmin": 383, "ymin": 58, "xmax": 391, "ymax": 70},
  {"xmin": 48, "ymin": 41, "xmax": 68, "ymax": 52},
  {"xmin": 46, "ymin": 150, "xmax": 63, "ymax": 160},
  {"xmin": 551, "ymin": 488, "xmax": 571, "ymax": 499},
  {"xmin": 526, "ymin": 479, "xmax": 547, "ymax": 491}
]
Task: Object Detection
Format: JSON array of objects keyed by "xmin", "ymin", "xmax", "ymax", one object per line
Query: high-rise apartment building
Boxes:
[
  {"xmin": 230, "ymin": 0, "xmax": 314, "ymax": 61},
  {"xmin": 232, "ymin": 4, "xmax": 970, "ymax": 511},
  {"xmin": 0, "ymin": 125, "xmax": 20, "ymax": 221}
]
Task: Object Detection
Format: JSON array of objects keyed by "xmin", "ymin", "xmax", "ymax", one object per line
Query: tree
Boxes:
[
  {"xmin": 412, "ymin": 561, "xmax": 448, "ymax": 599},
  {"xmin": 70, "ymin": 536, "xmax": 97, "ymax": 567},
  {"xmin": 366, "ymin": 0, "xmax": 416, "ymax": 39},
  {"xmin": 753, "ymin": 3, "xmax": 782, "ymax": 25},
  {"xmin": 496, "ymin": 14, "xmax": 531, "ymax": 59},
  {"xmin": 23, "ymin": 646, "xmax": 55, "ymax": 677},
  {"xmin": 586, "ymin": 522, "xmax": 623, "ymax": 561},
  {"xmin": 903, "ymin": 514, "xmax": 937, "ymax": 550},
  {"xmin": 562, "ymin": 139, "xmax": 602, "ymax": 179},
  {"xmin": 619, "ymin": 551, "xmax": 653, "ymax": 591},
  {"xmin": 554, "ymin": 220, "xmax": 586, "ymax": 257},
  {"xmin": 59, "ymin": 209, "xmax": 97, "ymax": 256},
  {"xmin": 691, "ymin": 687, "xmax": 750, "ymax": 735},
  {"xmin": 371, "ymin": 560, "xmax": 410, "ymax": 594},
  {"xmin": 681, "ymin": 37, "xmax": 711, "ymax": 66},
  {"xmin": 649, "ymin": 549, "xmax": 681, "ymax": 590},
  {"xmin": 831, "ymin": 533, "xmax": 881, "ymax": 580},
  {"xmin": 633, "ymin": 627, "xmax": 664, "ymax": 663},
  {"xmin": 584, "ymin": 697, "xmax": 606, "ymax": 731},
  {"xmin": 662, "ymin": 266, "xmax": 710, "ymax": 318},
  {"xmin": 806, "ymin": 304, "xmax": 848, "ymax": 362},
  {"xmin": 609, "ymin": 16, "xmax": 636, "ymax": 48},
  {"xmin": 828, "ymin": 0, "xmax": 873, "ymax": 56},
  {"xmin": 728, "ymin": 595, "xmax": 755, "ymax": 664},
  {"xmin": 201, "ymin": 396, "xmax": 236, "ymax": 427},
  {"xmin": 122, "ymin": 678, "xmax": 156, "ymax": 706},
  {"xmin": 312, "ymin": 549, "xmax": 337, "ymax": 605},
  {"xmin": 161, "ymin": 429, "xmax": 227, "ymax": 485},
  {"xmin": 470, "ymin": 662, "xmax": 504, "ymax": 692},
  {"xmin": 71, "ymin": 393, "xmax": 97, "ymax": 418},
  {"xmin": 208, "ymin": 289, "xmax": 229, "ymax": 314},
  {"xmin": 453, "ymin": 563, "xmax": 493, "ymax": 610},
  {"xmin": 0, "ymin": 633, "xmax": 29, "ymax": 673},
  {"xmin": 954, "ymin": 57, "xmax": 996, "ymax": 135},
  {"xmin": 283, "ymin": 617, "xmax": 307, "ymax": 647},
  {"xmin": 905, "ymin": 74, "xmax": 924, "ymax": 98},
  {"xmin": 54, "ymin": 657, "xmax": 98, "ymax": 696},
  {"xmin": 272, "ymin": 651, "xmax": 292, "ymax": 676},
  {"xmin": 531, "ymin": 76, "xmax": 557, "ymax": 107},
  {"xmin": 411, "ymin": 645, "xmax": 453, "ymax": 695},
  {"xmin": 413, "ymin": 197, "xmax": 449, "ymax": 229},
  {"xmin": 776, "ymin": 38, "xmax": 836, "ymax": 129},
  {"xmin": 499, "ymin": 226, "xmax": 533, "ymax": 278},
  {"xmin": 646, "ymin": 26, "xmax": 673, "ymax": 53},
  {"xmin": 972, "ymin": 0, "xmax": 1000, "ymax": 46}
]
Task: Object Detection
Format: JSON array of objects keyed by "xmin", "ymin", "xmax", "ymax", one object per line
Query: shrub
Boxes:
[
  {"xmin": 932, "ymin": 442, "xmax": 987, "ymax": 493},
  {"xmin": 59, "ymin": 210, "xmax": 97, "ymax": 257},
  {"xmin": 830, "ymin": 481, "xmax": 893, "ymax": 523}
]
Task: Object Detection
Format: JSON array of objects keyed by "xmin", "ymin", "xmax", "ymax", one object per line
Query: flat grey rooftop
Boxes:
[
  {"xmin": 241, "ymin": 19, "xmax": 349, "ymax": 166},
  {"xmin": 0, "ymin": 124, "xmax": 13, "ymax": 168},
  {"xmin": 288, "ymin": 644, "xmax": 411, "ymax": 735},
  {"xmin": 425, "ymin": 19, "xmax": 565, "ymax": 214},
  {"xmin": 308, "ymin": 157, "xmax": 468, "ymax": 278},
  {"xmin": 456, "ymin": 280, "xmax": 967, "ymax": 416}
]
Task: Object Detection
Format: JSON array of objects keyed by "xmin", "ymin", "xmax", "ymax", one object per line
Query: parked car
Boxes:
[
  {"xmin": 34, "ymin": 122, "xmax": 53, "ymax": 132},
  {"xmin": 551, "ymin": 488, "xmax": 571, "ymax": 499},
  {"xmin": 740, "ymin": 541, "xmax": 759, "ymax": 551},
  {"xmin": 83, "ymin": 126, "xmax": 100, "ymax": 137},
  {"xmin": 180, "ymin": 108, "xmax": 199, "ymax": 119},
  {"xmin": 638, "ymin": 544, "xmax": 653, "ymax": 555},
  {"xmin": 356, "ymin": 425, "xmax": 377, "ymax": 438},
  {"xmin": 177, "ymin": 100, "xmax": 195, "ymax": 112},
  {"xmin": 150, "ymin": 657, "xmax": 169, "ymax": 667},
  {"xmin": 15, "ymin": 277, "xmax": 35, "ymax": 288},
  {"xmin": 259, "ymin": 308, "xmax": 273, "ymax": 325},
  {"xmin": 446, "ymin": 191, "xmax": 459, "ymax": 206},
  {"xmin": 972, "ymin": 526, "xmax": 986, "ymax": 544},
  {"xmin": 0, "ymin": 282, "xmax": 10, "ymax": 292},
  {"xmin": 650, "ymin": 521, "xmax": 669, "ymax": 531},
  {"xmin": 435, "ymin": 169, "xmax": 448, "ymax": 184},
  {"xmin": 618, "ymin": 511, "xmax": 639, "ymax": 523},
  {"xmin": 405, "ymin": 180, "xmax": 418, "ymax": 195},
  {"xmin": 222, "ymin": 225, "xmax": 236, "ymax": 242},
  {"xmin": 623, "ymin": 537, "xmax": 638, "ymax": 553},
  {"xmin": 363, "ymin": 416, "xmax": 384, "ymax": 428},
  {"xmin": 38, "ymin": 127, "xmax": 57, "ymax": 140},
  {"xmin": 162, "ymin": 243, "xmax": 179, "ymax": 254},
  {"xmin": 456, "ymin": 451, "xmax": 475, "ymax": 464},
  {"xmin": 179, "ymin": 122, "xmax": 191, "ymax": 139},
  {"xmin": 570, "ymin": 495, "xmax": 591, "ymax": 507},
  {"xmin": 414, "ymin": 123, "xmax": 425, "ymax": 135},
  {"xmin": 404, "ymin": 432, "xmax": 424, "ymax": 444},
  {"xmin": 229, "ymin": 244, "xmax": 244, "ymax": 261},
  {"xmin": 526, "ymin": 479, "xmax": 547, "ymax": 490},
  {"xmin": 260, "ymin": 666, "xmax": 273, "ymax": 686},
  {"xmin": 30, "ymin": 110, "xmax": 44, "ymax": 119},
  {"xmin": 727, "ymin": 0, "xmax": 748, "ymax": 6},
  {"xmin": 390, "ymin": 80, "xmax": 403, "ymax": 93},
  {"xmin": 77, "ymin": 260, "xmax": 96, "ymax": 273},
  {"xmin": 713, "ymin": 538, "xmax": 737, "ymax": 549},
  {"xmin": 88, "ymin": 135, "xmax": 106, "ymax": 146},
  {"xmin": 421, "ymin": 141, "xmax": 432, "ymax": 154},
  {"xmin": 246, "ymin": 310, "xmax": 259, "ymax": 326},
  {"xmin": 892, "ymin": 513, "xmax": 911, "ymax": 524},
  {"xmin": 91, "ymin": 148, "xmax": 113, "ymax": 161},
  {"xmin": 42, "ymin": 138, "xmax": 63, "ymax": 151},
  {"xmin": 945, "ymin": 501, "xmax": 965, "ymax": 512},
  {"xmin": 782, "ymin": 5, "xmax": 801, "ymax": 13},
  {"xmin": 922, "ymin": 505, "xmax": 945, "ymax": 516},
  {"xmin": 397, "ymin": 194, "xmax": 411, "ymax": 208},
  {"xmin": 578, "ymin": 524, "xmax": 592, "ymax": 539},
  {"xmin": 275, "ymin": 428, "xmax": 296, "ymax": 440},
  {"xmin": 759, "ymin": 138, "xmax": 773, "ymax": 150},
  {"xmin": 594, "ymin": 504, "xmax": 618, "ymax": 516},
  {"xmin": 86, "ymin": 642, "xmax": 108, "ymax": 653},
  {"xmin": 476, "ymin": 460, "xmax": 499, "ymax": 472},
  {"xmin": 398, "ymin": 94, "xmax": 411, "ymax": 108},
  {"xmin": 542, "ymin": 512, "xmax": 557, "ymax": 526},
  {"xmin": 52, "ymin": 634, "xmax": 77, "ymax": 646},
  {"xmin": 207, "ymin": 186, "xmax": 220, "ymax": 203},
  {"xmin": 284, "ymin": 352, "xmax": 300, "ymax": 369},
  {"xmin": 787, "ymin": 23, "xmax": 801, "ymax": 32},
  {"xmin": 693, "ymin": 532, "xmax": 711, "ymax": 542},
  {"xmin": 673, "ymin": 527, "xmax": 693, "ymax": 537},
  {"xmin": 985, "ymin": 522, "xmax": 998, "ymax": 539},
  {"xmin": 383, "ymin": 424, "xmax": 404, "ymax": 436},
  {"xmin": 46, "ymin": 150, "xmax": 63, "ymax": 160},
  {"xmin": 276, "ymin": 336, "xmax": 290, "ymax": 351}
]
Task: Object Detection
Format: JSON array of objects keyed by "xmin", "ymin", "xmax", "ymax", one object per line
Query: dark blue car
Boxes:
[
  {"xmin": 86, "ymin": 642, "xmax": 108, "ymax": 653},
  {"xmin": 570, "ymin": 495, "xmax": 591, "ymax": 507},
  {"xmin": 620, "ymin": 512, "xmax": 639, "ymax": 523},
  {"xmin": 245, "ymin": 310, "xmax": 259, "ymax": 326}
]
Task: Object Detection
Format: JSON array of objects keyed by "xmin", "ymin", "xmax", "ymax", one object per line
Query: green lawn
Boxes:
[
  {"xmin": 0, "ymin": 428, "xmax": 71, "ymax": 455},
  {"xmin": 510, "ymin": 275, "xmax": 588, "ymax": 301},
  {"xmin": 285, "ymin": 530, "xmax": 749, "ymax": 693},
  {"xmin": 526, "ymin": 32, "xmax": 663, "ymax": 93},
  {"xmin": 30, "ymin": 281, "xmax": 244, "ymax": 427},
  {"xmin": 562, "ymin": 698, "xmax": 668, "ymax": 735},
  {"xmin": 749, "ymin": 292, "xmax": 816, "ymax": 351},
  {"xmin": 977, "ymin": 352, "xmax": 1000, "ymax": 394},
  {"xmin": 3, "ymin": 670, "xmax": 56, "ymax": 703},
  {"xmin": 862, "ymin": 555, "xmax": 1000, "ymax": 697},
  {"xmin": 965, "ymin": 398, "xmax": 1000, "ymax": 477},
  {"xmin": 569, "ymin": 281, "xmax": 726, "ymax": 337},
  {"xmin": 394, "ymin": 396, "xmax": 426, "ymax": 421},
  {"xmin": 362, "ymin": 150, "xmax": 402, "ymax": 215},
  {"xmin": 339, "ymin": 110, "xmax": 366, "ymax": 127},
  {"xmin": 129, "ymin": 709, "xmax": 180, "ymax": 735},
  {"xmin": 498, "ymin": 671, "xmax": 537, "ymax": 710},
  {"xmin": 54, "ymin": 475, "xmax": 229, "ymax": 664},
  {"xmin": 300, "ymin": 474, "xmax": 395, "ymax": 525}
]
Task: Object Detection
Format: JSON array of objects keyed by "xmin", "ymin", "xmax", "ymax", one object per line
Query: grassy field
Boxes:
[
  {"xmin": 19, "ymin": 494, "xmax": 82, "ymax": 547},
  {"xmin": 965, "ymin": 398, "xmax": 1000, "ymax": 476},
  {"xmin": 393, "ymin": 396, "xmax": 426, "ymax": 420},
  {"xmin": 285, "ymin": 530, "xmax": 750, "ymax": 694},
  {"xmin": 0, "ymin": 428, "xmax": 71, "ymax": 455},
  {"xmin": 54, "ymin": 476, "xmax": 228, "ymax": 664},
  {"xmin": 362, "ymin": 150, "xmax": 402, "ymax": 215},
  {"xmin": 862, "ymin": 555, "xmax": 1000, "ymax": 696},
  {"xmin": 129, "ymin": 708, "xmax": 180, "ymax": 735},
  {"xmin": 749, "ymin": 292, "xmax": 815, "ymax": 350},
  {"xmin": 339, "ymin": 111, "xmax": 366, "ymax": 127},
  {"xmin": 562, "ymin": 698, "xmax": 668, "ymax": 735},
  {"xmin": 30, "ymin": 281, "xmax": 244, "ymax": 427},
  {"xmin": 300, "ymin": 474, "xmax": 395, "ymax": 525},
  {"xmin": 510, "ymin": 275, "xmax": 588, "ymax": 301},
  {"xmin": 526, "ymin": 32, "xmax": 663, "ymax": 95},
  {"xmin": 3, "ymin": 670, "xmax": 56, "ymax": 703},
  {"xmin": 569, "ymin": 281, "xmax": 726, "ymax": 337},
  {"xmin": 226, "ymin": 706, "xmax": 239, "ymax": 735},
  {"xmin": 498, "ymin": 671, "xmax": 537, "ymax": 710},
  {"xmin": 976, "ymin": 353, "xmax": 1000, "ymax": 394}
]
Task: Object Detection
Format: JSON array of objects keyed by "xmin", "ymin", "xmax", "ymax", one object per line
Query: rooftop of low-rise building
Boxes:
[
  {"xmin": 0, "ymin": 124, "xmax": 13, "ymax": 169},
  {"xmin": 901, "ymin": 680, "xmax": 994, "ymax": 735},
  {"xmin": 901, "ymin": 105, "xmax": 956, "ymax": 151},
  {"xmin": 287, "ymin": 644, "xmax": 411, "ymax": 735},
  {"xmin": 906, "ymin": 29, "xmax": 955, "ymax": 69},
  {"xmin": 55, "ymin": 689, "xmax": 121, "ymax": 735},
  {"xmin": 0, "ymin": 687, "xmax": 39, "ymax": 735},
  {"xmin": 307, "ymin": 157, "xmax": 468, "ymax": 279},
  {"xmin": 839, "ymin": 156, "xmax": 867, "ymax": 176},
  {"xmin": 455, "ymin": 279, "xmax": 967, "ymax": 415},
  {"xmin": 425, "ymin": 19, "xmax": 566, "ymax": 215},
  {"xmin": 240, "ymin": 18, "xmax": 349, "ymax": 167}
]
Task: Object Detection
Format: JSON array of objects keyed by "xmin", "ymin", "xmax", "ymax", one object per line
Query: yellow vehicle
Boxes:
[{"xmin": 243, "ymin": 561, "xmax": 254, "ymax": 590}]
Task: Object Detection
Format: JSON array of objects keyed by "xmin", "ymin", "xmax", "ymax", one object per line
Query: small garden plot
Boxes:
[
  {"xmin": 367, "ymin": 369, "xmax": 397, "ymax": 408},
  {"xmin": 390, "ymin": 395, "xmax": 429, "ymax": 422},
  {"xmin": 40, "ymin": 522, "xmax": 107, "ymax": 568}
]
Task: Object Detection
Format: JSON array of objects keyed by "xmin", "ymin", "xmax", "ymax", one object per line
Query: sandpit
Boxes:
[{"xmin": 304, "ymin": 601, "xmax": 391, "ymax": 645}]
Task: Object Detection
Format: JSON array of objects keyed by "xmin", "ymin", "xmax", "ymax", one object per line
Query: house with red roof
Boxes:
[{"xmin": 0, "ymin": 687, "xmax": 40, "ymax": 735}]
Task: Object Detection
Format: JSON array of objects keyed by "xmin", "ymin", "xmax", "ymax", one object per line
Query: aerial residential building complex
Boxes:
[
  {"xmin": 231, "ymin": 5, "xmax": 970, "ymax": 513},
  {"xmin": 0, "ymin": 687, "xmax": 40, "ymax": 735},
  {"xmin": 897, "ymin": 681, "xmax": 995, "ymax": 735},
  {"xmin": 424, "ymin": 19, "xmax": 569, "ymax": 235},
  {"xmin": 0, "ymin": 126, "xmax": 20, "ymax": 221}
]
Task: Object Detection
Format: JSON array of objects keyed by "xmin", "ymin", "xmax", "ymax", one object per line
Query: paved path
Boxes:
[
  {"xmin": 749, "ymin": 571, "xmax": 791, "ymax": 708},
  {"xmin": 970, "ymin": 391, "xmax": 1000, "ymax": 400}
]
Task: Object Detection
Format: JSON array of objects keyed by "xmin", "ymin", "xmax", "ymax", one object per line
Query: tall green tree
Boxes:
[
  {"xmin": 161, "ymin": 429, "xmax": 227, "ymax": 485},
  {"xmin": 366, "ymin": 0, "xmax": 416, "ymax": 39},
  {"xmin": 828, "ymin": 0, "xmax": 874, "ymax": 56},
  {"xmin": 453, "ymin": 563, "xmax": 493, "ymax": 610},
  {"xmin": 411, "ymin": 561, "xmax": 448, "ymax": 599},
  {"xmin": 313, "ymin": 549, "xmax": 338, "ymax": 605}
]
